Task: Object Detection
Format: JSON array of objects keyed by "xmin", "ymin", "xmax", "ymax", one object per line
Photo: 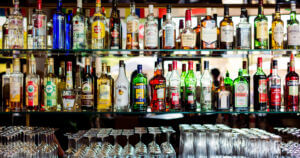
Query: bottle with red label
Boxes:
[
  {"xmin": 25, "ymin": 56, "xmax": 40, "ymax": 111},
  {"xmin": 253, "ymin": 57, "xmax": 267, "ymax": 111},
  {"xmin": 184, "ymin": 61, "xmax": 197, "ymax": 111},
  {"xmin": 285, "ymin": 53, "xmax": 299, "ymax": 111},
  {"xmin": 168, "ymin": 60, "xmax": 181, "ymax": 111},
  {"xmin": 268, "ymin": 60, "xmax": 281, "ymax": 111}
]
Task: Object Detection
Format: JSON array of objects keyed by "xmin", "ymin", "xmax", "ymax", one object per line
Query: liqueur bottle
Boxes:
[
  {"xmin": 233, "ymin": 69, "xmax": 249, "ymax": 111},
  {"xmin": 115, "ymin": 60, "xmax": 130, "ymax": 112},
  {"xmin": 236, "ymin": 8, "xmax": 251, "ymax": 49},
  {"xmin": 144, "ymin": 4, "xmax": 158, "ymax": 49},
  {"xmin": 53, "ymin": 0, "xmax": 65, "ymax": 49},
  {"xmin": 10, "ymin": 58, "xmax": 23, "ymax": 112},
  {"xmin": 8, "ymin": 0, "xmax": 23, "ymax": 49},
  {"xmin": 253, "ymin": 57, "xmax": 267, "ymax": 111},
  {"xmin": 32, "ymin": 0, "xmax": 47, "ymax": 49},
  {"xmin": 271, "ymin": 4, "xmax": 284, "ymax": 49},
  {"xmin": 163, "ymin": 5, "xmax": 176, "ymax": 49},
  {"xmin": 109, "ymin": 0, "xmax": 121, "ymax": 49},
  {"xmin": 44, "ymin": 58, "xmax": 57, "ymax": 111},
  {"xmin": 201, "ymin": 8, "xmax": 217, "ymax": 49},
  {"xmin": 62, "ymin": 61, "xmax": 76, "ymax": 111},
  {"xmin": 181, "ymin": 10, "xmax": 196, "ymax": 49},
  {"xmin": 97, "ymin": 63, "xmax": 113, "ymax": 111},
  {"xmin": 132, "ymin": 65, "xmax": 147, "ymax": 112},
  {"xmin": 287, "ymin": 0, "xmax": 300, "ymax": 49},
  {"xmin": 184, "ymin": 61, "xmax": 196, "ymax": 111},
  {"xmin": 200, "ymin": 61, "xmax": 213, "ymax": 111},
  {"xmin": 2, "ymin": 63, "xmax": 10, "ymax": 112},
  {"xmin": 268, "ymin": 60, "xmax": 281, "ymax": 111},
  {"xmin": 73, "ymin": 0, "xmax": 87, "ymax": 49},
  {"xmin": 81, "ymin": 58, "xmax": 94, "ymax": 111},
  {"xmin": 217, "ymin": 77, "xmax": 231, "ymax": 111},
  {"xmin": 25, "ymin": 56, "xmax": 40, "ymax": 111},
  {"xmin": 126, "ymin": 1, "xmax": 139, "ymax": 50},
  {"xmin": 180, "ymin": 63, "xmax": 187, "ymax": 106},
  {"xmin": 254, "ymin": 0, "xmax": 268, "ymax": 49},
  {"xmin": 220, "ymin": 5, "xmax": 234, "ymax": 49},
  {"xmin": 169, "ymin": 60, "xmax": 181, "ymax": 111},
  {"xmin": 285, "ymin": 53, "xmax": 299, "ymax": 111},
  {"xmin": 91, "ymin": 0, "xmax": 106, "ymax": 49},
  {"xmin": 65, "ymin": 10, "xmax": 73, "ymax": 49}
]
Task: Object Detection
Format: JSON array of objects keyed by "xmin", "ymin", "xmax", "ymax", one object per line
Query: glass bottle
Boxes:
[
  {"xmin": 201, "ymin": 8, "xmax": 217, "ymax": 49},
  {"xmin": 181, "ymin": 10, "xmax": 196, "ymax": 49},
  {"xmin": 217, "ymin": 77, "xmax": 231, "ymax": 111},
  {"xmin": 126, "ymin": 1, "xmax": 139, "ymax": 49},
  {"xmin": 194, "ymin": 17, "xmax": 201, "ymax": 49},
  {"xmin": 97, "ymin": 63, "xmax": 113, "ymax": 111},
  {"xmin": 220, "ymin": 5, "xmax": 234, "ymax": 49},
  {"xmin": 53, "ymin": 0, "xmax": 65, "ymax": 49},
  {"xmin": 81, "ymin": 57, "xmax": 94, "ymax": 111},
  {"xmin": 132, "ymin": 65, "xmax": 147, "ymax": 112},
  {"xmin": 2, "ymin": 63, "xmax": 10, "ymax": 112},
  {"xmin": 62, "ymin": 61, "xmax": 76, "ymax": 111},
  {"xmin": 115, "ymin": 60, "xmax": 129, "ymax": 112},
  {"xmin": 57, "ymin": 61, "xmax": 66, "ymax": 108},
  {"xmin": 47, "ymin": 19, "xmax": 53, "ymax": 49},
  {"xmin": 144, "ymin": 4, "xmax": 158, "ymax": 49},
  {"xmin": 176, "ymin": 20, "xmax": 184, "ymax": 49},
  {"xmin": 285, "ymin": 53, "xmax": 299, "ymax": 111},
  {"xmin": 44, "ymin": 58, "xmax": 57, "ymax": 111},
  {"xmin": 224, "ymin": 70, "xmax": 233, "ymax": 91},
  {"xmin": 65, "ymin": 10, "xmax": 73, "ymax": 49},
  {"xmin": 195, "ymin": 63, "xmax": 201, "ymax": 111},
  {"xmin": 180, "ymin": 63, "xmax": 187, "ymax": 106},
  {"xmin": 25, "ymin": 56, "xmax": 40, "ymax": 111},
  {"xmin": 253, "ymin": 57, "xmax": 267, "ymax": 111},
  {"xmin": 32, "ymin": 0, "xmax": 47, "ymax": 49},
  {"xmin": 91, "ymin": 0, "xmax": 106, "ymax": 49},
  {"xmin": 254, "ymin": 0, "xmax": 268, "ymax": 49},
  {"xmin": 8, "ymin": 0, "xmax": 23, "ymax": 49},
  {"xmin": 271, "ymin": 4, "xmax": 284, "ymax": 49},
  {"xmin": 234, "ymin": 69, "xmax": 249, "ymax": 111},
  {"xmin": 287, "ymin": 0, "xmax": 300, "ymax": 49},
  {"xmin": 163, "ymin": 5, "xmax": 176, "ymax": 49},
  {"xmin": 200, "ymin": 61, "xmax": 213, "ymax": 111},
  {"xmin": 169, "ymin": 60, "xmax": 181, "ymax": 111},
  {"xmin": 184, "ymin": 61, "xmax": 196, "ymax": 111},
  {"xmin": 268, "ymin": 60, "xmax": 281, "ymax": 111},
  {"xmin": 73, "ymin": 0, "xmax": 87, "ymax": 49},
  {"xmin": 236, "ymin": 8, "xmax": 251, "ymax": 49},
  {"xmin": 27, "ymin": 23, "xmax": 33, "ymax": 49},
  {"xmin": 109, "ymin": 0, "xmax": 121, "ymax": 49},
  {"xmin": 10, "ymin": 58, "xmax": 23, "ymax": 112},
  {"xmin": 3, "ymin": 21, "xmax": 9, "ymax": 49},
  {"xmin": 165, "ymin": 63, "xmax": 172, "ymax": 111},
  {"xmin": 242, "ymin": 61, "xmax": 250, "ymax": 107}
]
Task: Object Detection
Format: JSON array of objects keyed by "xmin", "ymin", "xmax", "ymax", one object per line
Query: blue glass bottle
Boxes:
[
  {"xmin": 65, "ymin": 10, "xmax": 73, "ymax": 49},
  {"xmin": 53, "ymin": 0, "xmax": 65, "ymax": 49}
]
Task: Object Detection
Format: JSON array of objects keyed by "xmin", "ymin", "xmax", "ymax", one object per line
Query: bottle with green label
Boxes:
[
  {"xmin": 132, "ymin": 65, "xmax": 148, "ymax": 112},
  {"xmin": 44, "ymin": 58, "xmax": 58, "ymax": 111},
  {"xmin": 233, "ymin": 69, "xmax": 249, "ymax": 111}
]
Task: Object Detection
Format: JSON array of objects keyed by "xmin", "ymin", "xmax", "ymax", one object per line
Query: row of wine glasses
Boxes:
[
  {"xmin": 0, "ymin": 126, "xmax": 58, "ymax": 158},
  {"xmin": 64, "ymin": 126, "xmax": 176, "ymax": 158}
]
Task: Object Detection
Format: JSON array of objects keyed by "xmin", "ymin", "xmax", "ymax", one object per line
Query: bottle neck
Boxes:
[
  {"xmin": 240, "ymin": 17, "xmax": 247, "ymax": 22},
  {"xmin": 130, "ymin": 4, "xmax": 136, "ymax": 15},
  {"xmin": 258, "ymin": 5, "xmax": 264, "ymax": 15},
  {"xmin": 274, "ymin": 12, "xmax": 281, "ymax": 20},
  {"xmin": 66, "ymin": 69, "xmax": 73, "ymax": 89},
  {"xmin": 85, "ymin": 65, "xmax": 91, "ymax": 74},
  {"xmin": 119, "ymin": 66, "xmax": 126, "ymax": 78},
  {"xmin": 185, "ymin": 20, "xmax": 191, "ymax": 28},
  {"xmin": 37, "ymin": 0, "xmax": 42, "ymax": 10},
  {"xmin": 291, "ymin": 11, "xmax": 297, "ymax": 21},
  {"xmin": 272, "ymin": 67, "xmax": 278, "ymax": 75},
  {"xmin": 166, "ymin": 12, "xmax": 171, "ymax": 20},
  {"xmin": 48, "ymin": 64, "xmax": 54, "ymax": 74},
  {"xmin": 57, "ymin": 0, "xmax": 62, "ymax": 11},
  {"xmin": 96, "ymin": 1, "xmax": 101, "ymax": 13},
  {"xmin": 29, "ymin": 63, "xmax": 36, "ymax": 74},
  {"xmin": 6, "ymin": 67, "xmax": 10, "ymax": 74}
]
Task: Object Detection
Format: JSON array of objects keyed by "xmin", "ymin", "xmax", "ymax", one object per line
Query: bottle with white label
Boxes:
[
  {"xmin": 73, "ymin": 0, "xmax": 87, "ymax": 49},
  {"xmin": 271, "ymin": 4, "xmax": 284, "ymax": 49},
  {"xmin": 236, "ymin": 8, "xmax": 251, "ymax": 49},
  {"xmin": 220, "ymin": 5, "xmax": 234, "ymax": 49},
  {"xmin": 163, "ymin": 5, "xmax": 176, "ymax": 49},
  {"xmin": 10, "ymin": 58, "xmax": 23, "ymax": 112},
  {"xmin": 144, "ymin": 4, "xmax": 158, "ymax": 49},
  {"xmin": 181, "ymin": 9, "xmax": 196, "ymax": 49},
  {"xmin": 217, "ymin": 77, "xmax": 231, "ymax": 111},
  {"xmin": 25, "ymin": 56, "xmax": 40, "ymax": 111},
  {"xmin": 200, "ymin": 61, "xmax": 212, "ymax": 111},
  {"xmin": 288, "ymin": 0, "xmax": 300, "ymax": 49},
  {"xmin": 115, "ymin": 60, "xmax": 130, "ymax": 112},
  {"xmin": 201, "ymin": 8, "xmax": 217, "ymax": 49},
  {"xmin": 233, "ymin": 69, "xmax": 249, "ymax": 112},
  {"xmin": 169, "ymin": 60, "xmax": 181, "ymax": 111}
]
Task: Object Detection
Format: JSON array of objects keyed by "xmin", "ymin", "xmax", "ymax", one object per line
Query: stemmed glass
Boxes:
[
  {"xmin": 135, "ymin": 127, "xmax": 148, "ymax": 158},
  {"xmin": 148, "ymin": 127, "xmax": 162, "ymax": 158},
  {"xmin": 110, "ymin": 129, "xmax": 123, "ymax": 158},
  {"xmin": 160, "ymin": 127, "xmax": 176, "ymax": 158},
  {"xmin": 97, "ymin": 128, "xmax": 113, "ymax": 157},
  {"xmin": 122, "ymin": 129, "xmax": 135, "ymax": 158},
  {"xmin": 64, "ymin": 133, "xmax": 75, "ymax": 157}
]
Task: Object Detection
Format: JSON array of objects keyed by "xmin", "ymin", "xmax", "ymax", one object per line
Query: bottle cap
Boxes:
[
  {"xmin": 224, "ymin": 5, "xmax": 229, "ymax": 16},
  {"xmin": 67, "ymin": 61, "xmax": 72, "ymax": 71},
  {"xmin": 107, "ymin": 66, "xmax": 111, "ymax": 73},
  {"xmin": 240, "ymin": 8, "xmax": 248, "ymax": 18},
  {"xmin": 272, "ymin": 60, "xmax": 278, "ymax": 67},
  {"xmin": 179, "ymin": 20, "xmax": 184, "ymax": 29},
  {"xmin": 172, "ymin": 60, "xmax": 177, "ymax": 70},
  {"xmin": 188, "ymin": 60, "xmax": 193, "ymax": 70},
  {"xmin": 204, "ymin": 61, "xmax": 209, "ymax": 70},
  {"xmin": 242, "ymin": 61, "xmax": 247, "ymax": 69},
  {"xmin": 257, "ymin": 57, "xmax": 262, "ymax": 67},
  {"xmin": 137, "ymin": 64, "xmax": 142, "ymax": 72},
  {"xmin": 196, "ymin": 63, "xmax": 200, "ymax": 71},
  {"xmin": 182, "ymin": 63, "xmax": 186, "ymax": 71},
  {"xmin": 167, "ymin": 4, "xmax": 171, "ymax": 13},
  {"xmin": 119, "ymin": 60, "xmax": 124, "ymax": 67},
  {"xmin": 185, "ymin": 9, "xmax": 191, "ymax": 21},
  {"xmin": 168, "ymin": 64, "xmax": 172, "ymax": 71},
  {"xmin": 275, "ymin": 4, "xmax": 280, "ymax": 12}
]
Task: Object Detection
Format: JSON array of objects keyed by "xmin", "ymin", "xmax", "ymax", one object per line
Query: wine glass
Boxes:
[
  {"xmin": 134, "ymin": 127, "xmax": 148, "ymax": 158},
  {"xmin": 110, "ymin": 129, "xmax": 123, "ymax": 158},
  {"xmin": 148, "ymin": 127, "xmax": 162, "ymax": 158},
  {"xmin": 122, "ymin": 129, "xmax": 135, "ymax": 158},
  {"xmin": 160, "ymin": 127, "xmax": 176, "ymax": 158}
]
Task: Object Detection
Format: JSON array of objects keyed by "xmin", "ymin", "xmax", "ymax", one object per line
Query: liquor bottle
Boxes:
[
  {"xmin": 180, "ymin": 63, "xmax": 187, "ymax": 106},
  {"xmin": 25, "ymin": 56, "xmax": 40, "ymax": 111},
  {"xmin": 253, "ymin": 57, "xmax": 267, "ymax": 111},
  {"xmin": 8, "ymin": 0, "xmax": 23, "ymax": 49},
  {"xmin": 165, "ymin": 64, "xmax": 172, "ymax": 110},
  {"xmin": 285, "ymin": 53, "xmax": 299, "ymax": 111},
  {"xmin": 115, "ymin": 60, "xmax": 129, "ymax": 112},
  {"xmin": 74, "ymin": 65, "xmax": 81, "ymax": 106},
  {"xmin": 144, "ymin": 4, "xmax": 158, "ymax": 49},
  {"xmin": 196, "ymin": 63, "xmax": 201, "ymax": 110},
  {"xmin": 220, "ymin": 5, "xmax": 234, "ymax": 49},
  {"xmin": 224, "ymin": 70, "xmax": 233, "ymax": 91},
  {"xmin": 27, "ymin": 23, "xmax": 33, "ymax": 49},
  {"xmin": 23, "ymin": 17, "xmax": 28, "ymax": 49},
  {"xmin": 236, "ymin": 8, "xmax": 251, "ymax": 49},
  {"xmin": 184, "ymin": 61, "xmax": 196, "ymax": 111},
  {"xmin": 132, "ymin": 65, "xmax": 147, "ymax": 112},
  {"xmin": 217, "ymin": 77, "xmax": 231, "ymax": 111},
  {"xmin": 62, "ymin": 61, "xmax": 76, "ymax": 111},
  {"xmin": 97, "ymin": 63, "xmax": 113, "ymax": 111},
  {"xmin": 91, "ymin": 0, "xmax": 106, "ymax": 49},
  {"xmin": 201, "ymin": 8, "xmax": 217, "ymax": 49},
  {"xmin": 81, "ymin": 57, "xmax": 94, "ymax": 111},
  {"xmin": 181, "ymin": 10, "xmax": 196, "ymax": 49},
  {"xmin": 53, "ymin": 0, "xmax": 65, "ymax": 49},
  {"xmin": 44, "ymin": 58, "xmax": 57, "ymax": 111},
  {"xmin": 109, "ymin": 0, "xmax": 121, "ymax": 49},
  {"xmin": 234, "ymin": 69, "xmax": 249, "ymax": 111},
  {"xmin": 10, "ymin": 58, "xmax": 23, "ymax": 112},
  {"xmin": 200, "ymin": 61, "xmax": 213, "ymax": 111},
  {"xmin": 254, "ymin": 0, "xmax": 268, "ymax": 49},
  {"xmin": 163, "ymin": 5, "xmax": 176, "ymax": 49},
  {"xmin": 175, "ymin": 20, "xmax": 184, "ymax": 49},
  {"xmin": 3, "ymin": 21, "xmax": 9, "ymax": 49},
  {"xmin": 47, "ymin": 20, "xmax": 53, "ymax": 49},
  {"xmin": 287, "ymin": 1, "xmax": 300, "ymax": 49},
  {"xmin": 126, "ymin": 1, "xmax": 139, "ymax": 49},
  {"xmin": 32, "ymin": 0, "xmax": 47, "ymax": 49},
  {"xmin": 73, "ymin": 0, "xmax": 87, "ymax": 49},
  {"xmin": 107, "ymin": 66, "xmax": 114, "ymax": 101},
  {"xmin": 2, "ymin": 63, "xmax": 10, "ymax": 111},
  {"xmin": 169, "ymin": 60, "xmax": 181, "ymax": 111},
  {"xmin": 268, "ymin": 60, "xmax": 281, "ymax": 111},
  {"xmin": 57, "ymin": 61, "xmax": 66, "ymax": 108},
  {"xmin": 271, "ymin": 4, "xmax": 284, "ymax": 49},
  {"xmin": 65, "ymin": 10, "xmax": 73, "ymax": 49},
  {"xmin": 194, "ymin": 17, "xmax": 201, "ymax": 49}
]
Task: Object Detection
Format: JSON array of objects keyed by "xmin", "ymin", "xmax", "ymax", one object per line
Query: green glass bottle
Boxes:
[
  {"xmin": 224, "ymin": 70, "xmax": 233, "ymax": 88},
  {"xmin": 287, "ymin": 0, "xmax": 300, "ymax": 49},
  {"xmin": 233, "ymin": 69, "xmax": 249, "ymax": 111},
  {"xmin": 132, "ymin": 65, "xmax": 148, "ymax": 112},
  {"xmin": 180, "ymin": 63, "xmax": 187, "ymax": 106},
  {"xmin": 254, "ymin": 0, "xmax": 268, "ymax": 49},
  {"xmin": 184, "ymin": 61, "xmax": 197, "ymax": 111}
]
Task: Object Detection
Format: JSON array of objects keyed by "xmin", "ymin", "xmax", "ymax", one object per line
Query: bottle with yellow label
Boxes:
[
  {"xmin": 25, "ymin": 56, "xmax": 40, "ymax": 111},
  {"xmin": 10, "ymin": 58, "xmax": 23, "ymax": 112},
  {"xmin": 91, "ymin": 0, "xmax": 106, "ymax": 49},
  {"xmin": 97, "ymin": 63, "xmax": 113, "ymax": 111}
]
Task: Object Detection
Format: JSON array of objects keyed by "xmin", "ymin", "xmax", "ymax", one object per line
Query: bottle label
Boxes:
[
  {"xmin": 170, "ymin": 86, "xmax": 180, "ymax": 105},
  {"xmin": 221, "ymin": 25, "xmax": 234, "ymax": 42},
  {"xmin": 287, "ymin": 80, "xmax": 299, "ymax": 96},
  {"xmin": 181, "ymin": 33, "xmax": 196, "ymax": 48},
  {"xmin": 186, "ymin": 86, "xmax": 195, "ymax": 104},
  {"xmin": 258, "ymin": 79, "xmax": 267, "ymax": 103},
  {"xmin": 10, "ymin": 79, "xmax": 21, "ymax": 102},
  {"xmin": 270, "ymin": 85, "xmax": 281, "ymax": 106},
  {"xmin": 219, "ymin": 91, "xmax": 230, "ymax": 109},
  {"xmin": 164, "ymin": 25, "xmax": 175, "ymax": 47},
  {"xmin": 34, "ymin": 15, "xmax": 45, "ymax": 29},
  {"xmin": 237, "ymin": 27, "xmax": 251, "ymax": 48},
  {"xmin": 144, "ymin": 25, "xmax": 158, "ymax": 47},
  {"xmin": 155, "ymin": 84, "xmax": 165, "ymax": 99},
  {"xmin": 73, "ymin": 20, "xmax": 86, "ymax": 47},
  {"xmin": 127, "ymin": 20, "xmax": 139, "ymax": 33},
  {"xmin": 81, "ymin": 81, "xmax": 93, "ymax": 107},
  {"xmin": 273, "ymin": 23, "xmax": 284, "ymax": 45},
  {"xmin": 202, "ymin": 86, "xmax": 212, "ymax": 105},
  {"xmin": 256, "ymin": 21, "xmax": 268, "ymax": 40},
  {"xmin": 288, "ymin": 25, "xmax": 300, "ymax": 46},
  {"xmin": 98, "ymin": 84, "xmax": 111, "ymax": 105},
  {"xmin": 201, "ymin": 20, "xmax": 217, "ymax": 44},
  {"xmin": 45, "ymin": 81, "xmax": 57, "ymax": 106},
  {"xmin": 134, "ymin": 83, "xmax": 146, "ymax": 104},
  {"xmin": 115, "ymin": 84, "xmax": 129, "ymax": 106},
  {"xmin": 235, "ymin": 82, "xmax": 248, "ymax": 107},
  {"xmin": 26, "ymin": 81, "xmax": 38, "ymax": 106},
  {"xmin": 66, "ymin": 71, "xmax": 73, "ymax": 89},
  {"xmin": 92, "ymin": 21, "xmax": 105, "ymax": 39},
  {"xmin": 63, "ymin": 98, "xmax": 75, "ymax": 108},
  {"xmin": 110, "ymin": 24, "xmax": 120, "ymax": 48}
]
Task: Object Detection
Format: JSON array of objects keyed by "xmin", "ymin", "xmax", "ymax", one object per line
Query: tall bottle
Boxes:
[
  {"xmin": 65, "ymin": 11, "xmax": 73, "ymax": 49},
  {"xmin": 97, "ymin": 63, "xmax": 113, "ymax": 111},
  {"xmin": 287, "ymin": 0, "xmax": 300, "ymax": 49},
  {"xmin": 180, "ymin": 63, "xmax": 187, "ymax": 106},
  {"xmin": 253, "ymin": 57, "xmax": 267, "ymax": 111},
  {"xmin": 176, "ymin": 20, "xmax": 184, "ymax": 49},
  {"xmin": 236, "ymin": 8, "xmax": 251, "ymax": 49},
  {"xmin": 32, "ymin": 0, "xmax": 47, "ymax": 49},
  {"xmin": 242, "ymin": 61, "xmax": 250, "ymax": 108},
  {"xmin": 44, "ymin": 58, "xmax": 57, "ymax": 111},
  {"xmin": 271, "ymin": 4, "xmax": 284, "ymax": 49},
  {"xmin": 285, "ymin": 53, "xmax": 299, "ymax": 111},
  {"xmin": 62, "ymin": 61, "xmax": 76, "ymax": 111},
  {"xmin": 10, "ymin": 58, "xmax": 23, "ymax": 111},
  {"xmin": 217, "ymin": 77, "xmax": 231, "ymax": 111},
  {"xmin": 165, "ymin": 63, "xmax": 172, "ymax": 111},
  {"xmin": 73, "ymin": 0, "xmax": 87, "ymax": 49},
  {"xmin": 196, "ymin": 63, "xmax": 201, "ymax": 110},
  {"xmin": 200, "ymin": 61, "xmax": 213, "ymax": 111},
  {"xmin": 57, "ymin": 61, "xmax": 66, "ymax": 108},
  {"xmin": 201, "ymin": 8, "xmax": 217, "ymax": 49},
  {"xmin": 144, "ymin": 4, "xmax": 158, "ymax": 49},
  {"xmin": 8, "ymin": 0, "xmax": 23, "ymax": 49},
  {"xmin": 126, "ymin": 1, "xmax": 139, "ymax": 49},
  {"xmin": 47, "ymin": 20, "xmax": 53, "ymax": 49},
  {"xmin": 184, "ymin": 61, "xmax": 196, "ymax": 111},
  {"xmin": 268, "ymin": 60, "xmax": 281, "ymax": 111},
  {"xmin": 115, "ymin": 60, "xmax": 129, "ymax": 112},
  {"xmin": 53, "ymin": 0, "xmax": 65, "ymax": 49},
  {"xmin": 2, "ymin": 63, "xmax": 10, "ymax": 111},
  {"xmin": 163, "ymin": 5, "xmax": 176, "ymax": 49},
  {"xmin": 91, "ymin": 0, "xmax": 106, "ymax": 49},
  {"xmin": 233, "ymin": 69, "xmax": 249, "ymax": 111},
  {"xmin": 81, "ymin": 58, "xmax": 94, "ymax": 111},
  {"xmin": 169, "ymin": 60, "xmax": 181, "ymax": 111},
  {"xmin": 109, "ymin": 0, "xmax": 121, "ymax": 49},
  {"xmin": 25, "ymin": 56, "xmax": 40, "ymax": 111},
  {"xmin": 194, "ymin": 17, "xmax": 201, "ymax": 49},
  {"xmin": 220, "ymin": 5, "xmax": 234, "ymax": 49},
  {"xmin": 181, "ymin": 10, "xmax": 196, "ymax": 49},
  {"xmin": 254, "ymin": 0, "xmax": 268, "ymax": 49},
  {"xmin": 132, "ymin": 65, "xmax": 147, "ymax": 112}
]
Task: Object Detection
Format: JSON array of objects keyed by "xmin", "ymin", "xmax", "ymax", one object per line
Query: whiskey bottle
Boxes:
[
  {"xmin": 287, "ymin": 0, "xmax": 300, "ymax": 49},
  {"xmin": 201, "ymin": 8, "xmax": 217, "ymax": 49},
  {"xmin": 181, "ymin": 10, "xmax": 196, "ymax": 49},
  {"xmin": 271, "ymin": 4, "xmax": 284, "ymax": 49},
  {"xmin": 81, "ymin": 57, "xmax": 94, "ymax": 111},
  {"xmin": 220, "ymin": 5, "xmax": 234, "ymax": 49}
]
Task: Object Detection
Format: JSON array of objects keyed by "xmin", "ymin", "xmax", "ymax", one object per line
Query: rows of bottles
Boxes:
[
  {"xmin": 2, "ymin": 53, "xmax": 299, "ymax": 112},
  {"xmin": 3, "ymin": 0, "xmax": 300, "ymax": 50}
]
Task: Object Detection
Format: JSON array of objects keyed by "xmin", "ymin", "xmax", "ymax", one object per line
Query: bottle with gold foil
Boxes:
[
  {"xmin": 81, "ymin": 57, "xmax": 94, "ymax": 111},
  {"xmin": 97, "ymin": 63, "xmax": 113, "ymax": 111},
  {"xmin": 57, "ymin": 61, "xmax": 66, "ymax": 108},
  {"xmin": 10, "ymin": 58, "xmax": 23, "ymax": 112},
  {"xmin": 91, "ymin": 0, "xmax": 106, "ymax": 49},
  {"xmin": 44, "ymin": 58, "xmax": 58, "ymax": 111},
  {"xmin": 25, "ymin": 56, "xmax": 40, "ymax": 111},
  {"xmin": 271, "ymin": 4, "xmax": 284, "ymax": 49}
]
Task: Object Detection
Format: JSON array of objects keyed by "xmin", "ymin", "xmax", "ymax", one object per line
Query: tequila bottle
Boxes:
[
  {"xmin": 44, "ymin": 58, "xmax": 58, "ymax": 111},
  {"xmin": 25, "ymin": 56, "xmax": 40, "ymax": 111},
  {"xmin": 10, "ymin": 58, "xmax": 23, "ymax": 111},
  {"xmin": 91, "ymin": 0, "xmax": 106, "ymax": 49},
  {"xmin": 73, "ymin": 0, "xmax": 86, "ymax": 49},
  {"xmin": 8, "ymin": 0, "xmax": 23, "ymax": 49},
  {"xmin": 32, "ymin": 0, "xmax": 47, "ymax": 49},
  {"xmin": 220, "ymin": 5, "xmax": 234, "ymax": 49},
  {"xmin": 97, "ymin": 63, "xmax": 113, "ymax": 111},
  {"xmin": 53, "ymin": 0, "xmax": 65, "ymax": 49},
  {"xmin": 144, "ymin": 4, "xmax": 158, "ymax": 49},
  {"xmin": 115, "ymin": 60, "xmax": 130, "ymax": 112},
  {"xmin": 126, "ymin": 1, "xmax": 139, "ymax": 49}
]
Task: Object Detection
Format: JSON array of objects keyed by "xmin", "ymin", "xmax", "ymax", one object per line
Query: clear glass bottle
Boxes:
[
  {"xmin": 268, "ymin": 60, "xmax": 281, "ymax": 111},
  {"xmin": 163, "ymin": 5, "xmax": 176, "ymax": 49},
  {"xmin": 44, "ymin": 58, "xmax": 58, "ymax": 111},
  {"xmin": 10, "ymin": 58, "xmax": 23, "ymax": 111},
  {"xmin": 91, "ymin": 0, "xmax": 106, "ymax": 49},
  {"xmin": 200, "ymin": 61, "xmax": 213, "ymax": 111},
  {"xmin": 32, "ymin": 0, "xmax": 47, "ymax": 49},
  {"xmin": 236, "ymin": 8, "xmax": 251, "ymax": 49},
  {"xmin": 144, "ymin": 4, "xmax": 158, "ymax": 49},
  {"xmin": 169, "ymin": 60, "xmax": 181, "ymax": 111},
  {"xmin": 25, "ymin": 56, "xmax": 40, "ymax": 111},
  {"xmin": 201, "ymin": 8, "xmax": 217, "ymax": 49},
  {"xmin": 217, "ymin": 77, "xmax": 231, "ymax": 111},
  {"xmin": 8, "ymin": 0, "xmax": 23, "ymax": 49},
  {"xmin": 126, "ymin": 1, "xmax": 139, "ymax": 50},
  {"xmin": 287, "ymin": 0, "xmax": 300, "ymax": 49},
  {"xmin": 2, "ymin": 63, "xmax": 10, "ymax": 112},
  {"xmin": 181, "ymin": 9, "xmax": 196, "ymax": 49},
  {"xmin": 115, "ymin": 60, "xmax": 130, "ymax": 112}
]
